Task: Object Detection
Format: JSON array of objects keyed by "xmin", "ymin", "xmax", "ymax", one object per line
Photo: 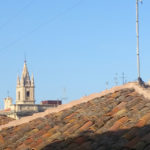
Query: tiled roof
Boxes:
[
  {"xmin": 0, "ymin": 115, "xmax": 14, "ymax": 126},
  {"xmin": 1, "ymin": 88, "xmax": 150, "ymax": 150}
]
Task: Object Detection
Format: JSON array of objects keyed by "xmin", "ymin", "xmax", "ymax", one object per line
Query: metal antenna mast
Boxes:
[
  {"xmin": 136, "ymin": 0, "xmax": 143, "ymax": 83},
  {"xmin": 62, "ymin": 88, "xmax": 68, "ymax": 103},
  {"xmin": 114, "ymin": 73, "xmax": 118, "ymax": 86},
  {"xmin": 121, "ymin": 72, "xmax": 125, "ymax": 85}
]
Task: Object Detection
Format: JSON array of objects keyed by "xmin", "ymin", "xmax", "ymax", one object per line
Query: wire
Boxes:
[
  {"xmin": 0, "ymin": 0, "xmax": 34, "ymax": 31},
  {"xmin": 0, "ymin": 0, "xmax": 83, "ymax": 55}
]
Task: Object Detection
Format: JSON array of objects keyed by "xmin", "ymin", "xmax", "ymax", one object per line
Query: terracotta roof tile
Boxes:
[
  {"xmin": 79, "ymin": 121, "xmax": 93, "ymax": 131},
  {"xmin": 64, "ymin": 112, "xmax": 77, "ymax": 120},
  {"xmin": 142, "ymin": 132, "xmax": 150, "ymax": 143},
  {"xmin": 109, "ymin": 117, "xmax": 128, "ymax": 131},
  {"xmin": 107, "ymin": 102, "xmax": 127, "ymax": 116},
  {"xmin": 113, "ymin": 108, "xmax": 126, "ymax": 117},
  {"xmin": 0, "ymin": 135, "xmax": 4, "ymax": 144},
  {"xmin": 126, "ymin": 136, "xmax": 141, "ymax": 148},
  {"xmin": 123, "ymin": 128, "xmax": 138, "ymax": 140},
  {"xmin": 0, "ymin": 115, "xmax": 14, "ymax": 126}
]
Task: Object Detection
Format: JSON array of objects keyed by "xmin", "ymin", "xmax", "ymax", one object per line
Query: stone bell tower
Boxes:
[{"xmin": 16, "ymin": 61, "xmax": 35, "ymax": 104}]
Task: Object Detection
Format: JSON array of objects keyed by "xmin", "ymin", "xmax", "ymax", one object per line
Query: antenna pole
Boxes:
[
  {"xmin": 121, "ymin": 72, "xmax": 125, "ymax": 85},
  {"xmin": 136, "ymin": 0, "xmax": 141, "ymax": 80},
  {"xmin": 114, "ymin": 73, "xmax": 118, "ymax": 86}
]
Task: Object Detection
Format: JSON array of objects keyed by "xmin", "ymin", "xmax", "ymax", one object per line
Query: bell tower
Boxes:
[{"xmin": 16, "ymin": 61, "xmax": 35, "ymax": 104}]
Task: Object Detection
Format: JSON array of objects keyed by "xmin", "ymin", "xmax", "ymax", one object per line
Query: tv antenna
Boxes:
[
  {"xmin": 61, "ymin": 88, "xmax": 68, "ymax": 103},
  {"xmin": 121, "ymin": 72, "xmax": 126, "ymax": 85},
  {"xmin": 136, "ymin": 0, "xmax": 144, "ymax": 85},
  {"xmin": 114, "ymin": 73, "xmax": 118, "ymax": 86}
]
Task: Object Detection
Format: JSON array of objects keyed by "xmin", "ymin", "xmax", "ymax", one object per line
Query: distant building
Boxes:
[
  {"xmin": 41, "ymin": 100, "xmax": 62, "ymax": 106},
  {"xmin": 3, "ymin": 61, "xmax": 61, "ymax": 119}
]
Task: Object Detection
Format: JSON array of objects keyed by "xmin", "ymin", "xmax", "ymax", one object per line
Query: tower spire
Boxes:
[
  {"xmin": 24, "ymin": 52, "xmax": 26, "ymax": 64},
  {"xmin": 22, "ymin": 61, "xmax": 29, "ymax": 78},
  {"xmin": 31, "ymin": 73, "xmax": 34, "ymax": 86},
  {"xmin": 20, "ymin": 61, "xmax": 30, "ymax": 86},
  {"xmin": 17, "ymin": 75, "xmax": 20, "ymax": 86}
]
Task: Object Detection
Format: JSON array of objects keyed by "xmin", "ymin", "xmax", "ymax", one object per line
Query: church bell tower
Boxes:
[{"xmin": 16, "ymin": 61, "xmax": 35, "ymax": 104}]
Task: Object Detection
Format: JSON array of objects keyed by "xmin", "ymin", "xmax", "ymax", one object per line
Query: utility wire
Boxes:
[
  {"xmin": 0, "ymin": 0, "xmax": 83, "ymax": 55},
  {"xmin": 0, "ymin": 0, "xmax": 35, "ymax": 30}
]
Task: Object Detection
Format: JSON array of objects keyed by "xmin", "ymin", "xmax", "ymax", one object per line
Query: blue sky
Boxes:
[{"xmin": 0, "ymin": 0, "xmax": 150, "ymax": 109}]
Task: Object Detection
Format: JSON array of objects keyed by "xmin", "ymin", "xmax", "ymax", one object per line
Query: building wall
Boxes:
[
  {"xmin": 8, "ymin": 104, "xmax": 58, "ymax": 119},
  {"xmin": 4, "ymin": 97, "xmax": 12, "ymax": 110},
  {"xmin": 16, "ymin": 86, "xmax": 35, "ymax": 104}
]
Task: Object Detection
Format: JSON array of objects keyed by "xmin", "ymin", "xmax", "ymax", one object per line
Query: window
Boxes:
[
  {"xmin": 18, "ymin": 92, "xmax": 20, "ymax": 100},
  {"xmin": 26, "ymin": 91, "xmax": 30, "ymax": 97}
]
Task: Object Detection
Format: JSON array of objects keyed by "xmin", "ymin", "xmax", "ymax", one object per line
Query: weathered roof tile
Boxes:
[{"xmin": 109, "ymin": 117, "xmax": 128, "ymax": 131}]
